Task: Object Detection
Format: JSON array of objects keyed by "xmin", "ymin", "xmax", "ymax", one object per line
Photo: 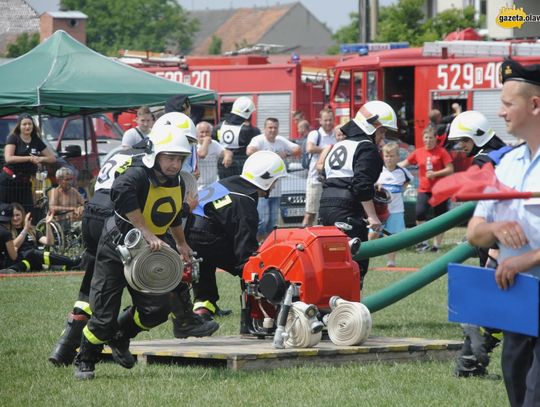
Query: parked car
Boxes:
[
  {"xmin": 279, "ymin": 161, "xmax": 307, "ymax": 225},
  {"xmin": 40, "ymin": 113, "xmax": 124, "ymax": 175}
]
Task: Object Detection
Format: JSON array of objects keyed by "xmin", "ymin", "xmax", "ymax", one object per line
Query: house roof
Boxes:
[
  {"xmin": 0, "ymin": 0, "xmax": 40, "ymax": 53},
  {"xmin": 189, "ymin": 4, "xmax": 295, "ymax": 55}
]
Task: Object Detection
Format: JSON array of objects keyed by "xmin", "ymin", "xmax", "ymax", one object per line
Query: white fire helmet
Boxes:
[
  {"xmin": 353, "ymin": 101, "xmax": 398, "ymax": 135},
  {"xmin": 231, "ymin": 96, "xmax": 256, "ymax": 120},
  {"xmin": 153, "ymin": 112, "xmax": 197, "ymax": 144},
  {"xmin": 241, "ymin": 151, "xmax": 287, "ymax": 191},
  {"xmin": 142, "ymin": 125, "xmax": 193, "ymax": 168},
  {"xmin": 448, "ymin": 111, "xmax": 495, "ymax": 147}
]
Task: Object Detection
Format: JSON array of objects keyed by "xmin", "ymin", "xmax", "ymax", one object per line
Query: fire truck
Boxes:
[
  {"xmin": 120, "ymin": 52, "xmax": 345, "ymax": 138},
  {"xmin": 329, "ymin": 40, "xmax": 540, "ymax": 148}
]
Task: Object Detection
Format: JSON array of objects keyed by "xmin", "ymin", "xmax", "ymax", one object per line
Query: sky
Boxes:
[{"xmin": 28, "ymin": 0, "xmax": 395, "ymax": 33}]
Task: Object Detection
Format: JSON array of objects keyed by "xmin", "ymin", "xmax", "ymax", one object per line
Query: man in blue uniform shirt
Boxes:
[{"xmin": 467, "ymin": 58, "xmax": 540, "ymax": 407}]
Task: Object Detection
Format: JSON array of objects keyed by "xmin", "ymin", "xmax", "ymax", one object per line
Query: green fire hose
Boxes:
[
  {"xmin": 361, "ymin": 242, "xmax": 476, "ymax": 312},
  {"xmin": 355, "ymin": 201, "xmax": 477, "ymax": 261},
  {"xmin": 354, "ymin": 201, "xmax": 478, "ymax": 313}
]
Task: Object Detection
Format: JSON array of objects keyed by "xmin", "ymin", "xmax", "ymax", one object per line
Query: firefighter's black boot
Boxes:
[
  {"xmin": 108, "ymin": 307, "xmax": 140, "ymax": 369},
  {"xmin": 49, "ymin": 312, "xmax": 89, "ymax": 366},
  {"xmin": 463, "ymin": 324, "xmax": 501, "ymax": 366},
  {"xmin": 170, "ymin": 286, "xmax": 219, "ymax": 339},
  {"xmin": 454, "ymin": 336, "xmax": 486, "ymax": 377},
  {"xmin": 74, "ymin": 336, "xmax": 103, "ymax": 380}
]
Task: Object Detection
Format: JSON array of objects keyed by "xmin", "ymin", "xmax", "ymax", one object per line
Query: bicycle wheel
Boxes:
[
  {"xmin": 63, "ymin": 228, "xmax": 85, "ymax": 257},
  {"xmin": 36, "ymin": 219, "xmax": 65, "ymax": 254}
]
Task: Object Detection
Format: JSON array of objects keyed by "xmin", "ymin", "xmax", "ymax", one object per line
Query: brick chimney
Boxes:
[{"xmin": 40, "ymin": 11, "xmax": 87, "ymax": 43}]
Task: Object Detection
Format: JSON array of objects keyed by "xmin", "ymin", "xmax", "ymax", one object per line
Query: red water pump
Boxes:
[{"xmin": 240, "ymin": 226, "xmax": 360, "ymax": 337}]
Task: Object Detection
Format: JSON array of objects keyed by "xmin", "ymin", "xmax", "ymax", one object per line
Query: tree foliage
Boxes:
[
  {"xmin": 60, "ymin": 0, "xmax": 198, "ymax": 55},
  {"xmin": 329, "ymin": 0, "xmax": 481, "ymax": 51},
  {"xmin": 420, "ymin": 6, "xmax": 479, "ymax": 43},
  {"xmin": 208, "ymin": 35, "xmax": 222, "ymax": 55},
  {"xmin": 377, "ymin": 0, "xmax": 426, "ymax": 46},
  {"xmin": 6, "ymin": 32, "xmax": 40, "ymax": 57}
]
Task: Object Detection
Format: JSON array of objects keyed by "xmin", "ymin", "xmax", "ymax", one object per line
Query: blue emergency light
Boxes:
[{"xmin": 339, "ymin": 42, "xmax": 409, "ymax": 55}]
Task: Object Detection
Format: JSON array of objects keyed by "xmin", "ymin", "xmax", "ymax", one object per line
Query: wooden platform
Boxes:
[{"xmin": 103, "ymin": 335, "xmax": 462, "ymax": 371}]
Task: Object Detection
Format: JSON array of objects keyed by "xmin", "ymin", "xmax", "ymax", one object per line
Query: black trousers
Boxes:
[
  {"xmin": 0, "ymin": 173, "xmax": 34, "ymax": 214},
  {"xmin": 85, "ymin": 231, "xmax": 170, "ymax": 342},
  {"xmin": 502, "ymin": 331, "xmax": 540, "ymax": 407},
  {"xmin": 319, "ymin": 203, "xmax": 369, "ymax": 284},
  {"xmin": 78, "ymin": 206, "xmax": 108, "ymax": 303},
  {"xmin": 8, "ymin": 248, "xmax": 78, "ymax": 272},
  {"xmin": 186, "ymin": 228, "xmax": 239, "ymax": 305}
]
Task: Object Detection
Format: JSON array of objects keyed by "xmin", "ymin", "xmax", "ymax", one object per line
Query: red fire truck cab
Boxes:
[{"xmin": 329, "ymin": 41, "xmax": 540, "ymax": 148}]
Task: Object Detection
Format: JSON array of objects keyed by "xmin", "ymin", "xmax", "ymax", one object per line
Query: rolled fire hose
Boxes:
[
  {"xmin": 180, "ymin": 170, "xmax": 198, "ymax": 200},
  {"xmin": 117, "ymin": 228, "xmax": 184, "ymax": 295},
  {"xmin": 284, "ymin": 301, "xmax": 323, "ymax": 349},
  {"xmin": 325, "ymin": 296, "xmax": 372, "ymax": 346}
]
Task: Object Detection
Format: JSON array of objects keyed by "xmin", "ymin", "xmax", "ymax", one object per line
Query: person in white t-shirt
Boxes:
[
  {"xmin": 370, "ymin": 141, "xmax": 413, "ymax": 267},
  {"xmin": 247, "ymin": 117, "xmax": 301, "ymax": 240},
  {"xmin": 196, "ymin": 121, "xmax": 233, "ymax": 189},
  {"xmin": 121, "ymin": 106, "xmax": 153, "ymax": 147},
  {"xmin": 301, "ymin": 108, "xmax": 336, "ymax": 226}
]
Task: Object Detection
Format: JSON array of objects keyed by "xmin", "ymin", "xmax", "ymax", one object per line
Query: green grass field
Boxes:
[{"xmin": 0, "ymin": 228, "xmax": 508, "ymax": 406}]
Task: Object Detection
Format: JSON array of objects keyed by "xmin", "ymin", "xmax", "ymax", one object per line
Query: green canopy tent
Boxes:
[{"xmin": 0, "ymin": 30, "xmax": 216, "ymax": 117}]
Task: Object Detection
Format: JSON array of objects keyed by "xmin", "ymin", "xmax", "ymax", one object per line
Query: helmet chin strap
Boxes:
[{"xmin": 153, "ymin": 160, "xmax": 181, "ymax": 184}]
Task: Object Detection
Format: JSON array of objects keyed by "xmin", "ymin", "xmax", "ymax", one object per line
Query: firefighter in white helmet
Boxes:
[
  {"xmin": 448, "ymin": 110, "xmax": 509, "ymax": 378},
  {"xmin": 154, "ymin": 110, "xmax": 199, "ymax": 173},
  {"xmin": 320, "ymin": 100, "xmax": 398, "ymax": 289},
  {"xmin": 185, "ymin": 150, "xmax": 287, "ymax": 319},
  {"xmin": 51, "ymin": 114, "xmax": 218, "ymax": 367},
  {"xmin": 447, "ymin": 110, "xmax": 507, "ymax": 167},
  {"xmin": 213, "ymin": 96, "xmax": 260, "ymax": 179},
  {"xmin": 74, "ymin": 122, "xmax": 197, "ymax": 380}
]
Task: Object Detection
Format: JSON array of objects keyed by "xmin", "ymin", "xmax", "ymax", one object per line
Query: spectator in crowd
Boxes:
[
  {"xmin": 0, "ymin": 203, "xmax": 80, "ymax": 274},
  {"xmin": 247, "ymin": 117, "xmax": 300, "ymax": 240},
  {"xmin": 49, "ymin": 167, "xmax": 85, "ymax": 224},
  {"xmin": 466, "ymin": 58, "xmax": 540, "ymax": 406},
  {"xmin": 301, "ymin": 108, "xmax": 336, "ymax": 226},
  {"xmin": 0, "ymin": 114, "xmax": 56, "ymax": 213},
  {"xmin": 121, "ymin": 106, "xmax": 154, "ymax": 147},
  {"xmin": 319, "ymin": 101, "xmax": 398, "ymax": 288},
  {"xmin": 368, "ymin": 142, "xmax": 413, "ymax": 267},
  {"xmin": 186, "ymin": 151, "xmax": 287, "ymax": 320},
  {"xmin": 292, "ymin": 110, "xmax": 305, "ymax": 125},
  {"xmin": 429, "ymin": 103, "xmax": 462, "ymax": 146},
  {"xmin": 162, "ymin": 96, "xmax": 199, "ymax": 175},
  {"xmin": 0, "ymin": 203, "xmax": 18, "ymax": 271},
  {"xmin": 399, "ymin": 127, "xmax": 454, "ymax": 252},
  {"xmin": 214, "ymin": 96, "xmax": 260, "ymax": 179},
  {"xmin": 196, "ymin": 121, "xmax": 233, "ymax": 189},
  {"xmin": 297, "ymin": 119, "xmax": 310, "ymax": 137},
  {"xmin": 315, "ymin": 124, "xmax": 346, "ymax": 173},
  {"xmin": 76, "ymin": 169, "xmax": 93, "ymax": 201}
]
